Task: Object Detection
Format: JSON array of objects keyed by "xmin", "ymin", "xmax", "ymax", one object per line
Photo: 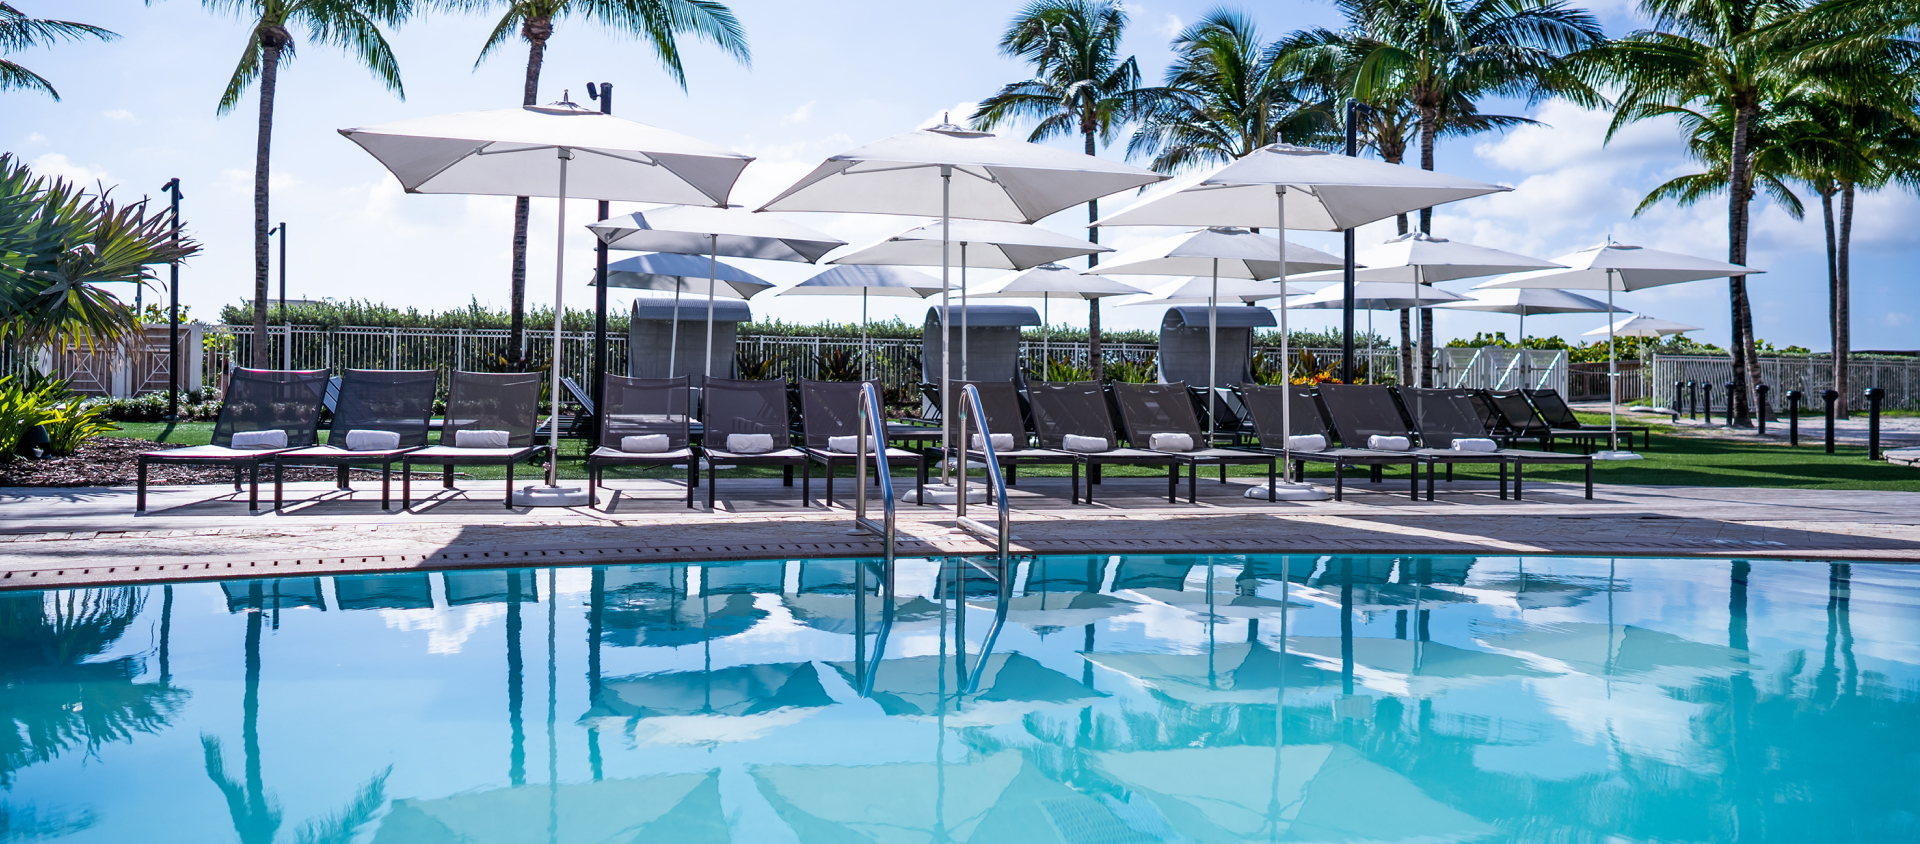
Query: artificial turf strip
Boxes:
[{"xmin": 111, "ymin": 418, "xmax": 1920, "ymax": 491}]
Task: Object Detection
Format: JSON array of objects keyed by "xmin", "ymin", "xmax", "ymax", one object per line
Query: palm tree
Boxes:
[
  {"xmin": 0, "ymin": 2, "xmax": 116, "ymax": 99},
  {"xmin": 972, "ymin": 0, "xmax": 1143, "ymax": 383},
  {"xmin": 450, "ymin": 0, "xmax": 749, "ymax": 364},
  {"xmin": 1128, "ymin": 10, "xmax": 1336, "ymax": 173},
  {"xmin": 204, "ymin": 0, "xmax": 412, "ymax": 367}
]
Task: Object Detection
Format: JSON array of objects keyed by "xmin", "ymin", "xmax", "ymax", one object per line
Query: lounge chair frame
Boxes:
[
  {"xmin": 136, "ymin": 368, "xmax": 330, "ymax": 512},
  {"xmin": 401, "ymin": 371, "xmax": 548, "ymax": 510},
  {"xmin": 796, "ymin": 379, "xmax": 927, "ymax": 508},
  {"xmin": 1110, "ymin": 381, "xmax": 1276, "ymax": 503},
  {"xmin": 1235, "ymin": 383, "xmax": 1424, "ymax": 501},
  {"xmin": 1025, "ymin": 380, "xmax": 1179, "ymax": 505},
  {"xmin": 272, "ymin": 368, "xmax": 437, "ymax": 510},
  {"xmin": 586, "ymin": 374, "xmax": 699, "ymax": 509}
]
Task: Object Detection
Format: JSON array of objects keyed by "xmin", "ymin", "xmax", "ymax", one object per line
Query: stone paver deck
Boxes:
[{"xmin": 4, "ymin": 475, "xmax": 1918, "ymax": 590}]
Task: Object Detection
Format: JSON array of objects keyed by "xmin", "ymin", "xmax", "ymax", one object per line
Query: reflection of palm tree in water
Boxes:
[{"xmin": 203, "ymin": 581, "xmax": 389, "ymax": 844}]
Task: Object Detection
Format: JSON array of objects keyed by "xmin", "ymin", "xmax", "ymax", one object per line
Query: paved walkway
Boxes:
[{"xmin": 4, "ymin": 474, "xmax": 1918, "ymax": 590}]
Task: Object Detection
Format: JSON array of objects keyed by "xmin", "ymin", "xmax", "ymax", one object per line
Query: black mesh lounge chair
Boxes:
[
  {"xmin": 136, "ymin": 368, "xmax": 330, "ymax": 512},
  {"xmin": 701, "ymin": 377, "xmax": 811, "ymax": 509},
  {"xmin": 1525, "ymin": 388, "xmax": 1648, "ymax": 451},
  {"xmin": 1400, "ymin": 387, "xmax": 1592, "ymax": 500},
  {"xmin": 401, "ymin": 371, "xmax": 547, "ymax": 510},
  {"xmin": 952, "ymin": 380, "xmax": 1078, "ymax": 490},
  {"xmin": 586, "ymin": 375, "xmax": 698, "ymax": 509},
  {"xmin": 1237, "ymin": 383, "xmax": 1422, "ymax": 501},
  {"xmin": 1025, "ymin": 380, "xmax": 1178, "ymax": 505},
  {"xmin": 1110, "ymin": 381, "xmax": 1276, "ymax": 503},
  {"xmin": 1482, "ymin": 390, "xmax": 1586, "ymax": 451},
  {"xmin": 1317, "ymin": 384, "xmax": 1491, "ymax": 500},
  {"xmin": 797, "ymin": 379, "xmax": 927, "ymax": 508},
  {"xmin": 271, "ymin": 369, "xmax": 436, "ymax": 511}
]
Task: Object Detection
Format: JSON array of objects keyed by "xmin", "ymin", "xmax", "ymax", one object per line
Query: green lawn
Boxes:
[{"xmin": 110, "ymin": 414, "xmax": 1920, "ymax": 491}]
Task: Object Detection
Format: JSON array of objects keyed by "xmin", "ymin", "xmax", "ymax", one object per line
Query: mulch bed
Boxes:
[{"xmin": 0, "ymin": 437, "xmax": 444, "ymax": 488}]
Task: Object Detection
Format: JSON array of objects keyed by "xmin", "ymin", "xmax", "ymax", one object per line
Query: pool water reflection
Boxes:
[{"xmin": 3, "ymin": 555, "xmax": 1919, "ymax": 842}]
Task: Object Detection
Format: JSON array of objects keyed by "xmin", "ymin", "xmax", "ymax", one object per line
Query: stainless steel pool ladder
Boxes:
[
  {"xmin": 954, "ymin": 384, "xmax": 1012, "ymax": 572},
  {"xmin": 852, "ymin": 382, "xmax": 896, "ymax": 570}
]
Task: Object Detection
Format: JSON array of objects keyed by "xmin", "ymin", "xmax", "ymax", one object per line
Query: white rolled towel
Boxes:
[
  {"xmin": 1062, "ymin": 434, "xmax": 1109, "ymax": 453},
  {"xmin": 726, "ymin": 433, "xmax": 775, "ymax": 454},
  {"xmin": 1287, "ymin": 434, "xmax": 1327, "ymax": 453},
  {"xmin": 344, "ymin": 429, "xmax": 400, "ymax": 452},
  {"xmin": 620, "ymin": 434, "xmax": 670, "ymax": 453},
  {"xmin": 231, "ymin": 430, "xmax": 287, "ymax": 450},
  {"xmin": 972, "ymin": 433, "xmax": 1016, "ymax": 452},
  {"xmin": 828, "ymin": 435, "xmax": 874, "ymax": 454},
  {"xmin": 1451, "ymin": 438, "xmax": 1499, "ymax": 453},
  {"xmin": 456, "ymin": 429, "xmax": 510, "ymax": 449},
  {"xmin": 1149, "ymin": 432, "xmax": 1194, "ymax": 452},
  {"xmin": 1367, "ymin": 435, "xmax": 1411, "ymax": 451}
]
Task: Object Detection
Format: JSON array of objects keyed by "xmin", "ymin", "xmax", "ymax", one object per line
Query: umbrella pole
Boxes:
[
  {"xmin": 1209, "ymin": 259, "xmax": 1219, "ymax": 443},
  {"xmin": 1277, "ymin": 187, "xmax": 1294, "ymax": 484},
  {"xmin": 940, "ymin": 165, "xmax": 952, "ymax": 486},
  {"xmin": 862, "ymin": 288, "xmax": 870, "ymax": 382},
  {"xmin": 1607, "ymin": 272, "xmax": 1620, "ymax": 452},
  {"xmin": 960, "ymin": 243, "xmax": 969, "ymax": 381},
  {"xmin": 1042, "ymin": 297, "xmax": 1049, "ymax": 378},
  {"xmin": 704, "ymin": 234, "xmax": 718, "ymax": 385},
  {"xmin": 668, "ymin": 287, "xmax": 682, "ymax": 378},
  {"xmin": 545, "ymin": 148, "xmax": 574, "ymax": 490},
  {"xmin": 1518, "ymin": 309, "xmax": 1526, "ymax": 388}
]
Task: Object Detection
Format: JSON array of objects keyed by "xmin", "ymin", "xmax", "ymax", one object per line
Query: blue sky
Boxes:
[{"xmin": 10, "ymin": 0, "xmax": 1917, "ymax": 350}]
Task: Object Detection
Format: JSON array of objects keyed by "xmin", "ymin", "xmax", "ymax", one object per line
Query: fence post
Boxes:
[
  {"xmin": 1865, "ymin": 387, "xmax": 1885, "ymax": 460},
  {"xmin": 1823, "ymin": 389, "xmax": 1839, "ymax": 453},
  {"xmin": 1785, "ymin": 390, "xmax": 1801, "ymax": 446}
]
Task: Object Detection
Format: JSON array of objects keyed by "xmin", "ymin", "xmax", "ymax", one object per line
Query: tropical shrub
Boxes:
[
  {"xmin": 1104, "ymin": 353, "xmax": 1158, "ymax": 383},
  {"xmin": 40, "ymin": 400, "xmax": 117, "ymax": 455},
  {"xmin": 81, "ymin": 387, "xmax": 222, "ymax": 422},
  {"xmin": 815, "ymin": 348, "xmax": 863, "ymax": 382},
  {"xmin": 0, "ymin": 375, "xmax": 58, "ymax": 461}
]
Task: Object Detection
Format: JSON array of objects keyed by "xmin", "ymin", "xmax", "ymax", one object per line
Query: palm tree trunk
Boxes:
[
  {"xmin": 1417, "ymin": 105, "xmax": 1437, "ymax": 385},
  {"xmin": 250, "ymin": 35, "xmax": 286, "ymax": 368},
  {"xmin": 1399, "ymin": 309, "xmax": 1412, "ymax": 385},
  {"xmin": 1836, "ymin": 180, "xmax": 1854, "ymax": 418},
  {"xmin": 1725, "ymin": 103, "xmax": 1757, "ymax": 426},
  {"xmin": 508, "ymin": 20, "xmax": 551, "ymax": 365},
  {"xmin": 1820, "ymin": 183, "xmax": 1840, "ymax": 416},
  {"xmin": 1084, "ymin": 126, "xmax": 1103, "ymax": 384}
]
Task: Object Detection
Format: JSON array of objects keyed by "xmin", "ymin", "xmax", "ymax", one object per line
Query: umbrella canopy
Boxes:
[
  {"xmin": 1437, "ymin": 287, "xmax": 1616, "ymax": 316},
  {"xmin": 780, "ymin": 264, "xmax": 945, "ymax": 297},
  {"xmin": 375, "ymin": 771, "xmax": 729, "ymax": 844},
  {"xmin": 597, "ymin": 253, "xmax": 773, "ymax": 297},
  {"xmin": 339, "ymin": 103, "xmax": 752, "ymax": 204},
  {"xmin": 967, "ymin": 263, "xmax": 1145, "ymax": 300},
  {"xmin": 1115, "ymin": 275, "xmax": 1306, "ymax": 306},
  {"xmin": 1095, "ymin": 143, "xmax": 1509, "ymax": 231},
  {"xmin": 1287, "ymin": 280, "xmax": 1470, "ymax": 311},
  {"xmin": 1290, "ymin": 230, "xmax": 1563, "ymax": 285},
  {"xmin": 1094, "ymin": 227, "xmax": 1343, "ymax": 279},
  {"xmin": 1088, "ymin": 641, "xmax": 1339, "ymax": 705},
  {"xmin": 1480, "ymin": 622, "xmax": 1744, "ymax": 677},
  {"xmin": 824, "ymin": 219, "xmax": 1108, "ymax": 269},
  {"xmin": 967, "ymin": 591, "xmax": 1140, "ymax": 630},
  {"xmin": 759, "ymin": 124, "xmax": 1163, "ymax": 221},
  {"xmin": 1586, "ymin": 313, "xmax": 1701, "ymax": 338},
  {"xmin": 1474, "ymin": 240, "xmax": 1762, "ymax": 292},
  {"xmin": 828, "ymin": 652, "xmax": 1105, "ymax": 726},
  {"xmin": 1288, "ymin": 636, "xmax": 1552, "ymax": 697},
  {"xmin": 587, "ymin": 204, "xmax": 844, "ymax": 261}
]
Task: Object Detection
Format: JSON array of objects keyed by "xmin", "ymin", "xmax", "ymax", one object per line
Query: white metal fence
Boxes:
[
  {"xmin": 1432, "ymin": 347, "xmax": 1570, "ymax": 395},
  {"xmin": 1650, "ymin": 354, "xmax": 1920, "ymax": 411}
]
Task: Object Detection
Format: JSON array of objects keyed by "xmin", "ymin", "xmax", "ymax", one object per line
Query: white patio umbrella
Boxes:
[
  {"xmin": 968, "ymin": 263, "xmax": 1144, "ymax": 375},
  {"xmin": 1286, "ymin": 282, "xmax": 1471, "ymax": 386},
  {"xmin": 587, "ymin": 205, "xmax": 842, "ymax": 384},
  {"xmin": 1586, "ymin": 314, "xmax": 1701, "ymax": 403},
  {"xmin": 1288, "ymin": 231, "xmax": 1564, "ymax": 386},
  {"xmin": 1438, "ymin": 288, "xmax": 1617, "ymax": 389},
  {"xmin": 826, "ymin": 219, "xmax": 1107, "ymax": 380},
  {"xmin": 1476, "ymin": 240, "xmax": 1761, "ymax": 459},
  {"xmin": 594, "ymin": 252, "xmax": 773, "ymax": 379},
  {"xmin": 1093, "ymin": 143, "xmax": 1509, "ymax": 496},
  {"xmin": 760, "ymin": 121, "xmax": 1164, "ymax": 487},
  {"xmin": 776, "ymin": 264, "xmax": 945, "ymax": 379},
  {"xmin": 340, "ymin": 99, "xmax": 753, "ymax": 502},
  {"xmin": 1096, "ymin": 227, "xmax": 1342, "ymax": 446}
]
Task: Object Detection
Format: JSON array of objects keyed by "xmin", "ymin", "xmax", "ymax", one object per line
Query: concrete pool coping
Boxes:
[{"xmin": 4, "ymin": 476, "xmax": 1920, "ymax": 590}]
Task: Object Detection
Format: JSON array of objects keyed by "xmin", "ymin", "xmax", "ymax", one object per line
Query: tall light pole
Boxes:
[
  {"xmin": 586, "ymin": 81, "xmax": 614, "ymax": 446},
  {"xmin": 269, "ymin": 222, "xmax": 287, "ymax": 367},
  {"xmin": 1339, "ymin": 99, "xmax": 1375, "ymax": 384},
  {"xmin": 162, "ymin": 178, "xmax": 184, "ymax": 420}
]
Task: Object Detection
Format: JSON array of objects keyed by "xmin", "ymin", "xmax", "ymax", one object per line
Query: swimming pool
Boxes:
[{"xmin": 2, "ymin": 554, "xmax": 1916, "ymax": 842}]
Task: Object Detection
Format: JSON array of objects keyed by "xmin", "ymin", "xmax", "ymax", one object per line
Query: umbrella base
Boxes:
[
  {"xmin": 905, "ymin": 483, "xmax": 988, "ymax": 504},
  {"xmin": 513, "ymin": 484, "xmax": 592, "ymax": 507},
  {"xmin": 1247, "ymin": 482, "xmax": 1329, "ymax": 501},
  {"xmin": 1593, "ymin": 450, "xmax": 1643, "ymax": 461}
]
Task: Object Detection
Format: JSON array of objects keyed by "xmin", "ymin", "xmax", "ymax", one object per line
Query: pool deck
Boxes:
[{"xmin": 4, "ymin": 475, "xmax": 1919, "ymax": 590}]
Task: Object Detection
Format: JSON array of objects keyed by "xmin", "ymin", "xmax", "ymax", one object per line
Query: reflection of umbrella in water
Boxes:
[
  {"xmin": 1090, "ymin": 744, "xmax": 1494, "ymax": 843},
  {"xmin": 1479, "ymin": 621, "xmax": 1744, "ymax": 677},
  {"xmin": 752, "ymin": 751, "xmax": 1144, "ymax": 844},
  {"xmin": 604, "ymin": 590, "xmax": 765, "ymax": 649},
  {"xmin": 1447, "ymin": 576, "xmax": 1607, "ymax": 610},
  {"xmin": 830, "ymin": 652, "xmax": 1104, "ymax": 725},
  {"xmin": 970, "ymin": 591, "xmax": 1138, "ymax": 632},
  {"xmin": 221, "ymin": 578, "xmax": 322, "ymax": 613},
  {"xmin": 786, "ymin": 593, "xmax": 945, "ymax": 635},
  {"xmin": 1087, "ymin": 640, "xmax": 1338, "ymax": 705},
  {"xmin": 372, "ymin": 770, "xmax": 729, "ymax": 844},
  {"xmin": 333, "ymin": 572, "xmax": 434, "ymax": 610},
  {"xmin": 442, "ymin": 570, "xmax": 542, "ymax": 606},
  {"xmin": 1288, "ymin": 636, "xmax": 1551, "ymax": 696},
  {"xmin": 584, "ymin": 662, "xmax": 837, "ymax": 746}
]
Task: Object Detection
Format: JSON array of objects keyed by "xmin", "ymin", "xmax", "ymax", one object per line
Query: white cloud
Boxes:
[
  {"xmin": 22, "ymin": 132, "xmax": 48, "ymax": 145},
  {"xmin": 782, "ymin": 101, "xmax": 814, "ymax": 124},
  {"xmin": 918, "ymin": 102, "xmax": 978, "ymax": 130},
  {"xmin": 102, "ymin": 109, "xmax": 137, "ymax": 123},
  {"xmin": 1885, "ymin": 311, "xmax": 1911, "ymax": 327},
  {"xmin": 29, "ymin": 153, "xmax": 110, "ymax": 185},
  {"xmin": 1160, "ymin": 14, "xmax": 1184, "ymax": 38}
]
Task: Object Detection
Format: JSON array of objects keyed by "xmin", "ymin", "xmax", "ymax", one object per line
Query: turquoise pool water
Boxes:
[{"xmin": 2, "ymin": 554, "xmax": 1917, "ymax": 842}]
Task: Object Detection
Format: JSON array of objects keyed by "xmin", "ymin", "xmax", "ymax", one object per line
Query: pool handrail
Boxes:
[
  {"xmin": 955, "ymin": 383, "xmax": 1012, "ymax": 571},
  {"xmin": 852, "ymin": 382, "xmax": 896, "ymax": 570}
]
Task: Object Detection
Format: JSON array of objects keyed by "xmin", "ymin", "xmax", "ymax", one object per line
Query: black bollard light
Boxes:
[
  {"xmin": 1756, "ymin": 384, "xmax": 1770, "ymax": 435},
  {"xmin": 1865, "ymin": 387, "xmax": 1886, "ymax": 460},
  {"xmin": 1725, "ymin": 381, "xmax": 1736, "ymax": 427},
  {"xmin": 1785, "ymin": 389, "xmax": 1802, "ymax": 446},
  {"xmin": 1672, "ymin": 380, "xmax": 1683, "ymax": 422},
  {"xmin": 1703, "ymin": 381, "xmax": 1714, "ymax": 424},
  {"xmin": 1688, "ymin": 380, "xmax": 1698, "ymax": 419},
  {"xmin": 1823, "ymin": 389, "xmax": 1839, "ymax": 453}
]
